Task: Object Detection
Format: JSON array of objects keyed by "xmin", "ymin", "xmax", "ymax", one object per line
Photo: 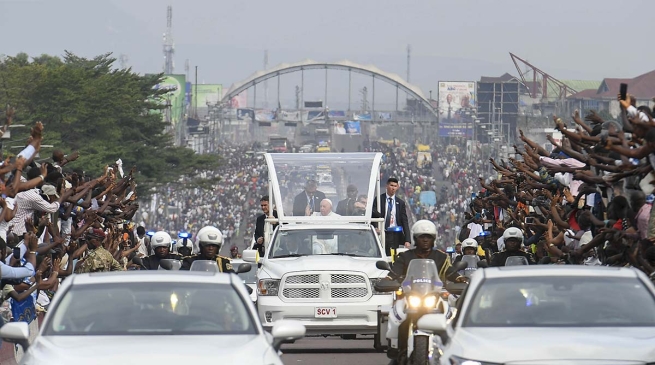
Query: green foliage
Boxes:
[{"xmin": 0, "ymin": 51, "xmax": 221, "ymax": 196}]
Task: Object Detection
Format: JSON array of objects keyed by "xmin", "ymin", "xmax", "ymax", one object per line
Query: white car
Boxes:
[
  {"xmin": 436, "ymin": 266, "xmax": 655, "ymax": 364},
  {"xmin": 0, "ymin": 271, "xmax": 305, "ymax": 365},
  {"xmin": 232, "ymin": 258, "xmax": 258, "ymax": 303},
  {"xmin": 244, "ymin": 223, "xmax": 393, "ymax": 343}
]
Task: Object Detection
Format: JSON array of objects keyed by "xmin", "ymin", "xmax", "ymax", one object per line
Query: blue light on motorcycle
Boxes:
[
  {"xmin": 146, "ymin": 231, "xmax": 155, "ymax": 237},
  {"xmin": 178, "ymin": 232, "xmax": 191, "ymax": 239},
  {"xmin": 387, "ymin": 226, "xmax": 403, "ymax": 232}
]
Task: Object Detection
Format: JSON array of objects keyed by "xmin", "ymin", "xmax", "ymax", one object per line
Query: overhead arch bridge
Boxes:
[{"xmin": 221, "ymin": 59, "xmax": 437, "ymax": 118}]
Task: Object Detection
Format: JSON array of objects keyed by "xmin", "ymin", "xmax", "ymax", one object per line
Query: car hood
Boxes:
[
  {"xmin": 262, "ymin": 255, "xmax": 386, "ymax": 278},
  {"xmin": 449, "ymin": 327, "xmax": 655, "ymax": 364},
  {"xmin": 24, "ymin": 334, "xmax": 277, "ymax": 365}
]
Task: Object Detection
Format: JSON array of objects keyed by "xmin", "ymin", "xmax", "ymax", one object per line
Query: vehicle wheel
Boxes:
[
  {"xmin": 340, "ymin": 334, "xmax": 356, "ymax": 340},
  {"xmin": 411, "ymin": 336, "xmax": 429, "ymax": 365}
]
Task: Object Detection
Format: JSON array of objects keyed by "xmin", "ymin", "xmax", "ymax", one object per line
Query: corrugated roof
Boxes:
[
  {"xmin": 545, "ymin": 79, "xmax": 601, "ymax": 99},
  {"xmin": 569, "ymin": 70, "xmax": 655, "ymax": 100}
]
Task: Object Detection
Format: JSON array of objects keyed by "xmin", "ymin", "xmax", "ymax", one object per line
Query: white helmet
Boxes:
[
  {"xmin": 411, "ymin": 220, "xmax": 437, "ymax": 239},
  {"xmin": 502, "ymin": 227, "xmax": 524, "ymax": 244},
  {"xmin": 195, "ymin": 226, "xmax": 223, "ymax": 249},
  {"xmin": 461, "ymin": 238, "xmax": 478, "ymax": 250},
  {"xmin": 151, "ymin": 231, "xmax": 172, "ymax": 250}
]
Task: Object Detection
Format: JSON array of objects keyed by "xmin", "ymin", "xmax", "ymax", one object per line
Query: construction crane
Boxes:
[
  {"xmin": 510, "ymin": 52, "xmax": 576, "ymax": 100},
  {"xmin": 163, "ymin": 5, "xmax": 175, "ymax": 74}
]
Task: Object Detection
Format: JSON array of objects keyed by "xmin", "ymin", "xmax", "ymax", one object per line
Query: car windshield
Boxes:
[
  {"xmin": 44, "ymin": 282, "xmax": 257, "ymax": 336},
  {"xmin": 463, "ymin": 276, "xmax": 655, "ymax": 327},
  {"xmin": 269, "ymin": 228, "xmax": 380, "ymax": 258}
]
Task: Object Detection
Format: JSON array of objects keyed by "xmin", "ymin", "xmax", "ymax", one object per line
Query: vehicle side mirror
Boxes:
[
  {"xmin": 242, "ymin": 249, "xmax": 258, "ymax": 263},
  {"xmin": 376, "ymin": 260, "xmax": 392, "ymax": 271},
  {"xmin": 0, "ymin": 322, "xmax": 29, "ymax": 351},
  {"xmin": 539, "ymin": 256, "xmax": 552, "ymax": 265},
  {"xmin": 451, "ymin": 261, "xmax": 468, "ymax": 272},
  {"xmin": 132, "ymin": 256, "xmax": 145, "ymax": 268},
  {"xmin": 272, "ymin": 320, "xmax": 306, "ymax": 351},
  {"xmin": 374, "ymin": 278, "xmax": 401, "ymax": 293},
  {"xmin": 417, "ymin": 313, "xmax": 447, "ymax": 333},
  {"xmin": 236, "ymin": 263, "xmax": 252, "ymax": 274},
  {"xmin": 477, "ymin": 260, "xmax": 489, "ymax": 268},
  {"xmin": 445, "ymin": 282, "xmax": 468, "ymax": 296}
]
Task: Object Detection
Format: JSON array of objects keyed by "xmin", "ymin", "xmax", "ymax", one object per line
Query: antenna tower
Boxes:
[
  {"xmin": 163, "ymin": 5, "xmax": 175, "ymax": 74},
  {"xmin": 119, "ymin": 54, "xmax": 129, "ymax": 69},
  {"xmin": 264, "ymin": 50, "xmax": 269, "ymax": 108},
  {"xmin": 406, "ymin": 44, "xmax": 411, "ymax": 82}
]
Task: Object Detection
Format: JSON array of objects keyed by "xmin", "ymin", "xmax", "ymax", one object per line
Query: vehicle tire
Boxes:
[
  {"xmin": 411, "ymin": 335, "xmax": 429, "ymax": 365},
  {"xmin": 341, "ymin": 334, "xmax": 356, "ymax": 340}
]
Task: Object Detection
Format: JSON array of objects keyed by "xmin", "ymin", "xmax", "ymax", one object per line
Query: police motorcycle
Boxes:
[
  {"xmin": 505, "ymin": 256, "xmax": 529, "ymax": 266},
  {"xmin": 446, "ymin": 255, "xmax": 488, "ymax": 310},
  {"xmin": 375, "ymin": 259, "xmax": 466, "ymax": 365}
]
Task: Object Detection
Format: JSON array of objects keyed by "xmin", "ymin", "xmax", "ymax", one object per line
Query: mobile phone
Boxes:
[
  {"xmin": 525, "ymin": 217, "xmax": 534, "ymax": 224},
  {"xmin": 620, "ymin": 83, "xmax": 628, "ymax": 101},
  {"xmin": 12, "ymin": 247, "xmax": 21, "ymax": 260},
  {"xmin": 471, "ymin": 193, "xmax": 476, "ymax": 199}
]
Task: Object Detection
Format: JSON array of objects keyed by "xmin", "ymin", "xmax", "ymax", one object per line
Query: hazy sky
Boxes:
[{"xmin": 2, "ymin": 0, "xmax": 654, "ymax": 109}]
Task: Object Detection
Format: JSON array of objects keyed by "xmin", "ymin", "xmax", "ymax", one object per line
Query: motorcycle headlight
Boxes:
[
  {"xmin": 257, "ymin": 279, "xmax": 280, "ymax": 296},
  {"xmin": 407, "ymin": 295, "xmax": 422, "ymax": 308},
  {"xmin": 449, "ymin": 355, "xmax": 501, "ymax": 365},
  {"xmin": 423, "ymin": 295, "xmax": 437, "ymax": 308}
]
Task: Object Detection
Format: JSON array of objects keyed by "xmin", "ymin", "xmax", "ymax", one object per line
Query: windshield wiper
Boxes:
[
  {"xmin": 319, "ymin": 253, "xmax": 365, "ymax": 257},
  {"xmin": 273, "ymin": 254, "xmax": 306, "ymax": 258}
]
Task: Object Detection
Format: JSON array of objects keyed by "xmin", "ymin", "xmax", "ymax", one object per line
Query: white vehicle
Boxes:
[
  {"xmin": 242, "ymin": 152, "xmax": 394, "ymax": 350},
  {"xmin": 0, "ymin": 271, "xmax": 305, "ymax": 365},
  {"xmin": 437, "ymin": 266, "xmax": 655, "ymax": 364}
]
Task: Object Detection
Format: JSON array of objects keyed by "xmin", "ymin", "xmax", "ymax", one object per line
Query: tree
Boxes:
[{"xmin": 0, "ymin": 51, "xmax": 221, "ymax": 197}]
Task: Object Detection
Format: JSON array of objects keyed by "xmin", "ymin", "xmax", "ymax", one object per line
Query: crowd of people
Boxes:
[{"xmin": 455, "ymin": 100, "xmax": 655, "ymax": 276}]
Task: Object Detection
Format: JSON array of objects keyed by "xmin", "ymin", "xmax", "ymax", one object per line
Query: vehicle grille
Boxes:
[
  {"xmin": 281, "ymin": 272, "xmax": 370, "ymax": 302},
  {"xmin": 285, "ymin": 274, "xmax": 320, "ymax": 284},
  {"xmin": 331, "ymin": 274, "xmax": 366, "ymax": 284},
  {"xmin": 331, "ymin": 288, "xmax": 368, "ymax": 298},
  {"xmin": 283, "ymin": 288, "xmax": 320, "ymax": 298}
]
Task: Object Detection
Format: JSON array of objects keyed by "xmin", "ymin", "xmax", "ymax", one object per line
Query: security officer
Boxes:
[
  {"xmin": 141, "ymin": 231, "xmax": 182, "ymax": 270},
  {"xmin": 74, "ymin": 228, "xmax": 124, "ymax": 273},
  {"xmin": 386, "ymin": 220, "xmax": 464, "ymax": 364},
  {"xmin": 180, "ymin": 226, "xmax": 234, "ymax": 273},
  {"xmin": 490, "ymin": 227, "xmax": 536, "ymax": 266}
]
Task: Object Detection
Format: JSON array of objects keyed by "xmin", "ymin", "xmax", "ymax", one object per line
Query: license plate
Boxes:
[{"xmin": 315, "ymin": 307, "xmax": 337, "ymax": 318}]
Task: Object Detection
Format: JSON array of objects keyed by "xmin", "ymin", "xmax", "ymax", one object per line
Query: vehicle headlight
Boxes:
[
  {"xmin": 369, "ymin": 278, "xmax": 393, "ymax": 295},
  {"xmin": 423, "ymin": 295, "xmax": 437, "ymax": 308},
  {"xmin": 407, "ymin": 295, "xmax": 422, "ymax": 308},
  {"xmin": 257, "ymin": 279, "xmax": 280, "ymax": 296},
  {"xmin": 449, "ymin": 355, "xmax": 501, "ymax": 365}
]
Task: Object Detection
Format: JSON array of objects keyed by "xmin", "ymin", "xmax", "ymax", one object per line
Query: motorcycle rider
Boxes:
[
  {"xmin": 454, "ymin": 238, "xmax": 485, "ymax": 263},
  {"xmin": 141, "ymin": 231, "xmax": 182, "ymax": 270},
  {"xmin": 490, "ymin": 227, "xmax": 536, "ymax": 266},
  {"xmin": 386, "ymin": 220, "xmax": 464, "ymax": 363},
  {"xmin": 180, "ymin": 226, "xmax": 234, "ymax": 273}
]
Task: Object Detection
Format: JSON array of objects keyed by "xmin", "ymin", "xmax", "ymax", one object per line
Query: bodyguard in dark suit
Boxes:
[
  {"xmin": 253, "ymin": 195, "xmax": 278, "ymax": 257},
  {"xmin": 292, "ymin": 179, "xmax": 326, "ymax": 216},
  {"xmin": 336, "ymin": 184, "xmax": 359, "ymax": 216},
  {"xmin": 373, "ymin": 177, "xmax": 411, "ymax": 256}
]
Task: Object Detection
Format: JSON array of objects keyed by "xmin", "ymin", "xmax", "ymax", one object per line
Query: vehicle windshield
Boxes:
[
  {"xmin": 270, "ymin": 138, "xmax": 287, "ymax": 147},
  {"xmin": 269, "ymin": 228, "xmax": 380, "ymax": 258},
  {"xmin": 44, "ymin": 282, "xmax": 257, "ymax": 336},
  {"xmin": 461, "ymin": 255, "xmax": 479, "ymax": 278},
  {"xmin": 402, "ymin": 259, "xmax": 442, "ymax": 295},
  {"xmin": 463, "ymin": 276, "xmax": 655, "ymax": 327},
  {"xmin": 505, "ymin": 256, "xmax": 529, "ymax": 266},
  {"xmin": 237, "ymin": 264, "xmax": 258, "ymax": 284}
]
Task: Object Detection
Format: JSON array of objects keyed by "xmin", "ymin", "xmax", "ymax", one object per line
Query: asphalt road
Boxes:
[{"xmin": 281, "ymin": 336, "xmax": 389, "ymax": 365}]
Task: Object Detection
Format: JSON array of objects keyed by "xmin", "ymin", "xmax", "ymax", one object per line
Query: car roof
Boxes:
[
  {"xmin": 279, "ymin": 223, "xmax": 372, "ymax": 231},
  {"xmin": 69, "ymin": 271, "xmax": 235, "ymax": 286},
  {"xmin": 481, "ymin": 265, "xmax": 640, "ymax": 279}
]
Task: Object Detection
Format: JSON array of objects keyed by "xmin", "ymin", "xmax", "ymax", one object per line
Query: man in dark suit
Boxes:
[
  {"xmin": 253, "ymin": 195, "xmax": 278, "ymax": 257},
  {"xmin": 292, "ymin": 179, "xmax": 326, "ymax": 216},
  {"xmin": 373, "ymin": 177, "xmax": 411, "ymax": 256},
  {"xmin": 336, "ymin": 184, "xmax": 359, "ymax": 216}
]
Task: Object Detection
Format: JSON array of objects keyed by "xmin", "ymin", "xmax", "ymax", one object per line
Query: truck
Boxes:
[
  {"xmin": 242, "ymin": 152, "xmax": 393, "ymax": 350},
  {"xmin": 269, "ymin": 135, "xmax": 289, "ymax": 153}
]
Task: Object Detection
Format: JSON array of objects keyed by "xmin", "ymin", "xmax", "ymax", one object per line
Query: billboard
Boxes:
[
  {"xmin": 152, "ymin": 74, "xmax": 186, "ymax": 125},
  {"xmin": 334, "ymin": 121, "xmax": 361, "ymax": 135},
  {"xmin": 193, "ymin": 84, "xmax": 222, "ymax": 109},
  {"xmin": 439, "ymin": 123, "xmax": 473, "ymax": 138},
  {"xmin": 438, "ymin": 81, "xmax": 476, "ymax": 123},
  {"xmin": 228, "ymin": 91, "xmax": 248, "ymax": 109}
]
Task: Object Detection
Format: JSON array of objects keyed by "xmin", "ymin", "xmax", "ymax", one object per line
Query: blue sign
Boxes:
[{"xmin": 439, "ymin": 123, "xmax": 473, "ymax": 138}]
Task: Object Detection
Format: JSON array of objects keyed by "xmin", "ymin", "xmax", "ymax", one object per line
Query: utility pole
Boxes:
[
  {"xmin": 360, "ymin": 87, "xmax": 369, "ymax": 111},
  {"xmin": 295, "ymin": 86, "xmax": 301, "ymax": 110},
  {"xmin": 163, "ymin": 5, "xmax": 175, "ymax": 74},
  {"xmin": 406, "ymin": 44, "xmax": 411, "ymax": 82}
]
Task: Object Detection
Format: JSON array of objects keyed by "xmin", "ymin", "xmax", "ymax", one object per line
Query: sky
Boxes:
[{"xmin": 2, "ymin": 0, "xmax": 654, "ymax": 110}]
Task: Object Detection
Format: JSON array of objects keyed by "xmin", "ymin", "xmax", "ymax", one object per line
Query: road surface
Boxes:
[{"xmin": 281, "ymin": 336, "xmax": 389, "ymax": 365}]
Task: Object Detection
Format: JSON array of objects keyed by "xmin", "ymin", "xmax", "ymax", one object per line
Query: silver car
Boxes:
[
  {"xmin": 426, "ymin": 266, "xmax": 655, "ymax": 365},
  {"xmin": 0, "ymin": 271, "xmax": 305, "ymax": 365}
]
